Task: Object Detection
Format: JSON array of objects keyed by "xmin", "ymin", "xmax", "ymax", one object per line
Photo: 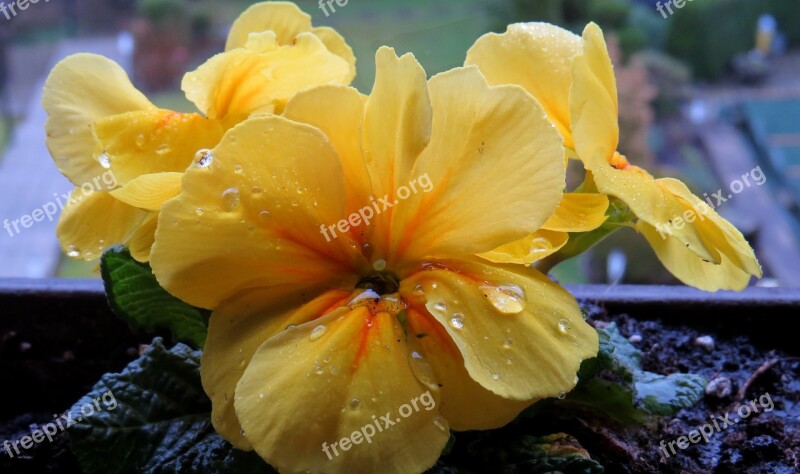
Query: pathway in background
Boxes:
[{"xmin": 0, "ymin": 38, "xmax": 125, "ymax": 277}]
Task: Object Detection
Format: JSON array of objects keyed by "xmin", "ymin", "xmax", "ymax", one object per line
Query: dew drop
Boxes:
[
  {"xmin": 349, "ymin": 398, "xmax": 361, "ymax": 409},
  {"xmin": 413, "ymin": 284, "xmax": 424, "ymax": 295},
  {"xmin": 259, "ymin": 392, "xmax": 265, "ymax": 399},
  {"xmin": 66, "ymin": 246, "xmax": 80, "ymax": 258},
  {"xmin": 558, "ymin": 319, "xmax": 571, "ymax": 334},
  {"xmin": 233, "ymin": 164, "xmax": 243, "ymax": 173},
  {"xmin": 195, "ymin": 208, "xmax": 204, "ymax": 216},
  {"xmin": 433, "ymin": 301, "xmax": 447, "ymax": 312},
  {"xmin": 135, "ymin": 134, "xmax": 145, "ymax": 147},
  {"xmin": 310, "ymin": 324, "xmax": 328, "ymax": 341},
  {"xmin": 557, "ymin": 392, "xmax": 567, "ymax": 400},
  {"xmin": 97, "ymin": 153, "xmax": 111, "ymax": 169},
  {"xmin": 503, "ymin": 337, "xmax": 513, "ymax": 349},
  {"xmin": 251, "ymin": 185, "xmax": 262, "ymax": 195},
  {"xmin": 221, "ymin": 187, "xmax": 240, "ymax": 211},
  {"xmin": 480, "ymin": 284, "xmax": 526, "ymax": 314},
  {"xmin": 372, "ymin": 259, "xmax": 387, "ymax": 272},
  {"xmin": 506, "ymin": 357, "xmax": 513, "ymax": 365},
  {"xmin": 194, "ymin": 149, "xmax": 213, "ymax": 167},
  {"xmin": 156, "ymin": 144, "xmax": 170, "ymax": 155},
  {"xmin": 432, "ymin": 415, "xmax": 448, "ymax": 432},
  {"xmin": 313, "ymin": 365, "xmax": 324, "ymax": 375},
  {"xmin": 449, "ymin": 314, "xmax": 464, "ymax": 329},
  {"xmin": 491, "ymin": 372, "xmax": 500, "ymax": 381},
  {"xmin": 258, "ymin": 210, "xmax": 270, "ymax": 219},
  {"xmin": 411, "ymin": 351, "xmax": 423, "ymax": 360}
]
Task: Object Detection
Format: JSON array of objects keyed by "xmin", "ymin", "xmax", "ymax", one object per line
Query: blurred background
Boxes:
[{"xmin": 0, "ymin": 0, "xmax": 798, "ymax": 287}]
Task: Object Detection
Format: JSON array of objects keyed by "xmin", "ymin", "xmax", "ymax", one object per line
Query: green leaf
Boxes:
[
  {"xmin": 101, "ymin": 245, "xmax": 209, "ymax": 348},
  {"xmin": 68, "ymin": 338, "xmax": 273, "ymax": 474},
  {"xmin": 635, "ymin": 372, "xmax": 707, "ymax": 416},
  {"xmin": 553, "ymin": 323, "xmax": 705, "ymax": 423}
]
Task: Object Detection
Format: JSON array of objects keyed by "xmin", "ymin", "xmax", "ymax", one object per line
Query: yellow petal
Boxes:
[
  {"xmin": 637, "ymin": 221, "xmax": 754, "ymax": 291},
  {"xmin": 401, "ymin": 260, "xmax": 598, "ymax": 401},
  {"xmin": 150, "ymin": 116, "xmax": 365, "ymax": 310},
  {"xmin": 362, "ymin": 46, "xmax": 432, "ymax": 251},
  {"xmin": 656, "ymin": 178, "xmax": 762, "ymax": 277},
  {"xmin": 235, "ymin": 304, "xmax": 449, "ymax": 473},
  {"xmin": 466, "ymin": 23, "xmax": 582, "ymax": 149},
  {"xmin": 389, "ymin": 66, "xmax": 566, "ymax": 267},
  {"xmin": 57, "ymin": 189, "xmax": 148, "ymax": 260},
  {"xmin": 568, "ymin": 22, "xmax": 704, "ymax": 257},
  {"xmin": 184, "ymin": 32, "xmax": 352, "ymax": 118},
  {"xmin": 225, "ymin": 1, "xmax": 312, "ymax": 50},
  {"xmin": 312, "ymin": 26, "xmax": 357, "ymax": 81},
  {"xmin": 202, "ymin": 288, "xmax": 352, "ymax": 450},
  {"xmin": 43, "ymin": 54, "xmax": 153, "ymax": 185},
  {"xmin": 402, "ymin": 304, "xmax": 530, "ymax": 430},
  {"xmin": 283, "ymin": 85, "xmax": 371, "ymax": 214},
  {"xmin": 110, "ymin": 172, "xmax": 182, "ymax": 211},
  {"xmin": 543, "ymin": 193, "xmax": 609, "ymax": 232},
  {"xmin": 128, "ymin": 212, "xmax": 159, "ymax": 262},
  {"xmin": 92, "ymin": 109, "xmax": 226, "ymax": 185},
  {"xmin": 477, "ymin": 229, "xmax": 569, "ymax": 265}
]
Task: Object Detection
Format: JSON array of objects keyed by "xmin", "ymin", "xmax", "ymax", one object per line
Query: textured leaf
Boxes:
[
  {"xmin": 68, "ymin": 338, "xmax": 273, "ymax": 474},
  {"xmin": 101, "ymin": 245, "xmax": 209, "ymax": 348}
]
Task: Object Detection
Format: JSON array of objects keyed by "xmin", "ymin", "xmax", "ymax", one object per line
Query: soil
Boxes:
[{"xmin": 1, "ymin": 299, "xmax": 798, "ymax": 473}]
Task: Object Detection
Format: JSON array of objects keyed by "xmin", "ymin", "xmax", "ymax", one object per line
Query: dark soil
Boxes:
[
  {"xmin": 1, "ymin": 295, "xmax": 798, "ymax": 473},
  {"xmin": 587, "ymin": 308, "xmax": 800, "ymax": 473}
]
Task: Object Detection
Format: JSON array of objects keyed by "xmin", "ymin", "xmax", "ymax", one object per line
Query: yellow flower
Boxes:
[
  {"xmin": 467, "ymin": 23, "xmax": 761, "ymax": 291},
  {"xmin": 43, "ymin": 1, "xmax": 355, "ymax": 262},
  {"xmin": 149, "ymin": 47, "xmax": 599, "ymax": 473}
]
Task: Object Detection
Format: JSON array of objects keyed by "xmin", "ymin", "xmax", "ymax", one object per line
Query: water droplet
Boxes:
[
  {"xmin": 449, "ymin": 314, "xmax": 464, "ymax": 329},
  {"xmin": 557, "ymin": 392, "xmax": 567, "ymax": 400},
  {"xmin": 156, "ymin": 144, "xmax": 170, "ymax": 155},
  {"xmin": 491, "ymin": 372, "xmax": 500, "ymax": 380},
  {"xmin": 258, "ymin": 210, "xmax": 270, "ymax": 219},
  {"xmin": 432, "ymin": 415, "xmax": 448, "ymax": 432},
  {"xmin": 349, "ymin": 289, "xmax": 380, "ymax": 306},
  {"xmin": 259, "ymin": 392, "xmax": 264, "ymax": 399},
  {"xmin": 251, "ymin": 185, "xmax": 262, "ymax": 195},
  {"xmin": 97, "ymin": 153, "xmax": 111, "ymax": 169},
  {"xmin": 135, "ymin": 134, "xmax": 145, "ymax": 147},
  {"xmin": 433, "ymin": 301, "xmax": 447, "ymax": 312},
  {"xmin": 240, "ymin": 429, "xmax": 247, "ymax": 437},
  {"xmin": 430, "ymin": 282, "xmax": 438, "ymax": 289},
  {"xmin": 506, "ymin": 357, "xmax": 513, "ymax": 365},
  {"xmin": 413, "ymin": 284, "xmax": 424, "ymax": 295},
  {"xmin": 194, "ymin": 149, "xmax": 213, "ymax": 167},
  {"xmin": 372, "ymin": 259, "xmax": 387, "ymax": 272},
  {"xmin": 66, "ymin": 246, "xmax": 80, "ymax": 258},
  {"xmin": 558, "ymin": 319, "xmax": 571, "ymax": 334},
  {"xmin": 411, "ymin": 351, "xmax": 423, "ymax": 360},
  {"xmin": 291, "ymin": 200, "xmax": 299, "ymax": 207},
  {"xmin": 221, "ymin": 187, "xmax": 240, "ymax": 211},
  {"xmin": 480, "ymin": 284, "xmax": 526, "ymax": 314},
  {"xmin": 503, "ymin": 337, "xmax": 513, "ymax": 349},
  {"xmin": 310, "ymin": 324, "xmax": 328, "ymax": 341},
  {"xmin": 313, "ymin": 365, "xmax": 324, "ymax": 375},
  {"xmin": 349, "ymin": 398, "xmax": 361, "ymax": 409},
  {"xmin": 233, "ymin": 164, "xmax": 243, "ymax": 173},
  {"xmin": 195, "ymin": 208, "xmax": 204, "ymax": 216}
]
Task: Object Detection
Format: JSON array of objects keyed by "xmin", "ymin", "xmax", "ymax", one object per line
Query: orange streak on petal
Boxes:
[{"xmin": 350, "ymin": 312, "xmax": 380, "ymax": 373}]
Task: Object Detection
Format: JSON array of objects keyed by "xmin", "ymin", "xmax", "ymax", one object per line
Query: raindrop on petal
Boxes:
[
  {"xmin": 310, "ymin": 324, "xmax": 328, "ymax": 341},
  {"xmin": 221, "ymin": 188, "xmax": 240, "ymax": 211},
  {"xmin": 194, "ymin": 149, "xmax": 213, "ymax": 167}
]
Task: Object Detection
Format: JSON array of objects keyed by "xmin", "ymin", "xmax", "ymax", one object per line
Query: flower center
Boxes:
[{"xmin": 356, "ymin": 270, "xmax": 400, "ymax": 295}]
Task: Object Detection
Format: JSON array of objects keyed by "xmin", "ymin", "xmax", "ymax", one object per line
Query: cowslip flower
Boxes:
[
  {"xmin": 43, "ymin": 1, "xmax": 355, "ymax": 262},
  {"xmin": 150, "ymin": 47, "xmax": 599, "ymax": 473},
  {"xmin": 467, "ymin": 23, "xmax": 761, "ymax": 291}
]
